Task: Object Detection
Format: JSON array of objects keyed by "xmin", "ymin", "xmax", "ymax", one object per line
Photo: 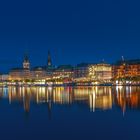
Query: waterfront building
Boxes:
[
  {"xmin": 9, "ymin": 68, "xmax": 25, "ymax": 81},
  {"xmin": 9, "ymin": 54, "xmax": 31, "ymax": 81},
  {"xmin": 31, "ymin": 67, "xmax": 46, "ymax": 80},
  {"xmin": 9, "ymin": 68, "xmax": 31, "ymax": 81},
  {"xmin": 8, "ymin": 51, "xmax": 140, "ymax": 85},
  {"xmin": 9, "ymin": 51, "xmax": 55, "ymax": 82},
  {"xmin": 73, "ymin": 63, "xmax": 90, "ymax": 82},
  {"xmin": 88, "ymin": 62, "xmax": 112, "ymax": 82},
  {"xmin": 112, "ymin": 59, "xmax": 140, "ymax": 82},
  {"xmin": 0, "ymin": 74, "xmax": 9, "ymax": 81},
  {"xmin": 52, "ymin": 65, "xmax": 74, "ymax": 82}
]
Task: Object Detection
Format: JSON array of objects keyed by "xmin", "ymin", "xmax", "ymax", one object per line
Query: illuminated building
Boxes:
[
  {"xmin": 8, "ymin": 51, "xmax": 140, "ymax": 85},
  {"xmin": 73, "ymin": 62, "xmax": 112, "ymax": 83},
  {"xmin": 74, "ymin": 63, "xmax": 90, "ymax": 81},
  {"xmin": 112, "ymin": 59, "xmax": 140, "ymax": 82},
  {"xmin": 0, "ymin": 74, "xmax": 9, "ymax": 81},
  {"xmin": 31, "ymin": 67, "xmax": 46, "ymax": 80},
  {"xmin": 52, "ymin": 65, "xmax": 74, "ymax": 82},
  {"xmin": 9, "ymin": 54, "xmax": 31, "ymax": 81},
  {"xmin": 9, "ymin": 51, "xmax": 54, "ymax": 81},
  {"xmin": 88, "ymin": 62, "xmax": 112, "ymax": 82},
  {"xmin": 9, "ymin": 68, "xmax": 24, "ymax": 81}
]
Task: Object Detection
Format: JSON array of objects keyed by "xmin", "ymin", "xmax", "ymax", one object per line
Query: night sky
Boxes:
[{"xmin": 0, "ymin": 0, "xmax": 140, "ymax": 72}]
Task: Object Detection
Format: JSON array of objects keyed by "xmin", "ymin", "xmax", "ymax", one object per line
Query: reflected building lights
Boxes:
[{"xmin": 0, "ymin": 86, "xmax": 139, "ymax": 114}]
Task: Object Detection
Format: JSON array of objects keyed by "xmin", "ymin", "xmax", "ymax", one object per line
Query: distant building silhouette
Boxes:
[
  {"xmin": 23, "ymin": 53, "xmax": 30, "ymax": 69},
  {"xmin": 47, "ymin": 51, "xmax": 52, "ymax": 67}
]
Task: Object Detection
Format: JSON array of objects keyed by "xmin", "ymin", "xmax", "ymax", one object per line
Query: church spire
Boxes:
[
  {"xmin": 47, "ymin": 50, "xmax": 52, "ymax": 67},
  {"xmin": 121, "ymin": 56, "xmax": 125, "ymax": 62},
  {"xmin": 23, "ymin": 53, "xmax": 30, "ymax": 69}
]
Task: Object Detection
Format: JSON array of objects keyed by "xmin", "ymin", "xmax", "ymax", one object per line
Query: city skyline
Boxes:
[
  {"xmin": 0, "ymin": 1, "xmax": 140, "ymax": 140},
  {"xmin": 0, "ymin": 0, "xmax": 140, "ymax": 72},
  {"xmin": 0, "ymin": 49, "xmax": 140, "ymax": 73}
]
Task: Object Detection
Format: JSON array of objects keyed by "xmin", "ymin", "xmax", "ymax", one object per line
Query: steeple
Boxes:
[
  {"xmin": 121, "ymin": 56, "xmax": 125, "ymax": 62},
  {"xmin": 47, "ymin": 50, "xmax": 52, "ymax": 67},
  {"xmin": 23, "ymin": 53, "xmax": 30, "ymax": 69}
]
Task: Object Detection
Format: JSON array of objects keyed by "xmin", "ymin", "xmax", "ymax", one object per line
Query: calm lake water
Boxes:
[{"xmin": 0, "ymin": 86, "xmax": 140, "ymax": 140}]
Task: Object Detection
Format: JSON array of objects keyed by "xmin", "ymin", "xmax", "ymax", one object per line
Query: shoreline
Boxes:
[{"xmin": 0, "ymin": 83, "xmax": 140, "ymax": 87}]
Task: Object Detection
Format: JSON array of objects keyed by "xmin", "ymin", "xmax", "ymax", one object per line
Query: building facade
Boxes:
[
  {"xmin": 9, "ymin": 54, "xmax": 31, "ymax": 81},
  {"xmin": 31, "ymin": 67, "xmax": 46, "ymax": 80},
  {"xmin": 74, "ymin": 63, "xmax": 90, "ymax": 81},
  {"xmin": 112, "ymin": 59, "xmax": 140, "ymax": 81},
  {"xmin": 88, "ymin": 63, "xmax": 112, "ymax": 82},
  {"xmin": 9, "ymin": 51, "xmax": 54, "ymax": 82},
  {"xmin": 52, "ymin": 65, "xmax": 74, "ymax": 82}
]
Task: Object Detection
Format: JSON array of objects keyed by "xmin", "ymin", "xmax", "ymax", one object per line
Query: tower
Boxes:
[
  {"xmin": 47, "ymin": 51, "xmax": 52, "ymax": 67},
  {"xmin": 122, "ymin": 56, "xmax": 125, "ymax": 62},
  {"xmin": 23, "ymin": 53, "xmax": 30, "ymax": 69}
]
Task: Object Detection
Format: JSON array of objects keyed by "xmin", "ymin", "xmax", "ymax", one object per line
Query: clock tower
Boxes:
[{"xmin": 23, "ymin": 54, "xmax": 30, "ymax": 69}]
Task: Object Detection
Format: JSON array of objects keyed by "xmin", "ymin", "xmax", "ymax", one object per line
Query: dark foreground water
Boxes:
[{"xmin": 0, "ymin": 86, "xmax": 140, "ymax": 140}]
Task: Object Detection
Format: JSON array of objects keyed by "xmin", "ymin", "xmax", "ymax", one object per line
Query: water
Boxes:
[{"xmin": 0, "ymin": 86, "xmax": 140, "ymax": 140}]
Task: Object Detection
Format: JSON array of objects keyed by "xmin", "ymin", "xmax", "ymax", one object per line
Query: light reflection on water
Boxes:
[{"xmin": 0, "ymin": 86, "xmax": 140, "ymax": 114}]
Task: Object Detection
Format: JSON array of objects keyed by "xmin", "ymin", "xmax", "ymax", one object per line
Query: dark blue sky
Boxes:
[{"xmin": 0, "ymin": 0, "xmax": 140, "ymax": 72}]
